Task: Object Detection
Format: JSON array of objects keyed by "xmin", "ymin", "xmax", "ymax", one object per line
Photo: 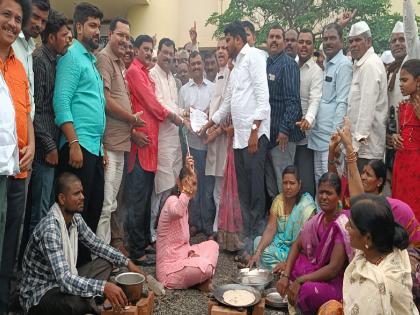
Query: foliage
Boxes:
[{"xmin": 206, "ymin": 0, "xmax": 411, "ymax": 52}]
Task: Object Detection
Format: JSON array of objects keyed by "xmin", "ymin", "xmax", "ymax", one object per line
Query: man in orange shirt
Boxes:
[{"xmin": 0, "ymin": 0, "xmax": 34, "ymax": 313}]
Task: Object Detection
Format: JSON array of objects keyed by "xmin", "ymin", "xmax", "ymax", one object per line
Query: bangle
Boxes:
[
  {"xmin": 345, "ymin": 150, "xmax": 358, "ymax": 163},
  {"xmin": 328, "ymin": 159, "xmax": 336, "ymax": 165},
  {"xmin": 69, "ymin": 139, "xmax": 79, "ymax": 146},
  {"xmin": 132, "ymin": 114, "xmax": 138, "ymax": 124}
]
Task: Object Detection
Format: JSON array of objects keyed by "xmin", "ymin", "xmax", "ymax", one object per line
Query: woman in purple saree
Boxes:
[{"xmin": 276, "ymin": 173, "xmax": 352, "ymax": 315}]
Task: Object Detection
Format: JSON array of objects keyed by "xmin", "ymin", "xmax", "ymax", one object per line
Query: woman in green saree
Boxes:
[{"xmin": 248, "ymin": 165, "xmax": 316, "ymax": 270}]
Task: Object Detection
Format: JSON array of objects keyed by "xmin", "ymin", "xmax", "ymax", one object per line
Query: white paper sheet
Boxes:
[{"xmin": 190, "ymin": 107, "xmax": 208, "ymax": 133}]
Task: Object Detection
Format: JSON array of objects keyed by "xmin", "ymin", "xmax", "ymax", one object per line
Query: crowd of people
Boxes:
[{"xmin": 0, "ymin": 0, "xmax": 420, "ymax": 314}]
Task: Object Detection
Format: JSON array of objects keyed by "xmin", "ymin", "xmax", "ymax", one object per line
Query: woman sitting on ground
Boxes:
[
  {"xmin": 277, "ymin": 173, "xmax": 352, "ymax": 315},
  {"xmin": 319, "ymin": 194, "xmax": 418, "ymax": 315},
  {"xmin": 247, "ymin": 165, "xmax": 316, "ymax": 270},
  {"xmin": 329, "ymin": 126, "xmax": 420, "ymax": 245},
  {"xmin": 156, "ymin": 156, "xmax": 219, "ymax": 292},
  {"xmin": 328, "ymin": 117, "xmax": 420, "ymax": 309}
]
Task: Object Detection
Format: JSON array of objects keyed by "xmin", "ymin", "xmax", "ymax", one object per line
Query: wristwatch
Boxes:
[{"xmin": 251, "ymin": 123, "xmax": 258, "ymax": 131}]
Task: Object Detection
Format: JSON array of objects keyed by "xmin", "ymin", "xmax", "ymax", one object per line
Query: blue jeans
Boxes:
[
  {"xmin": 0, "ymin": 177, "xmax": 26, "ymax": 313},
  {"xmin": 29, "ymin": 161, "xmax": 55, "ymax": 233}
]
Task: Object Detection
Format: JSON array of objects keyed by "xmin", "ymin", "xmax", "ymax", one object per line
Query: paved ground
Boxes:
[{"xmin": 143, "ymin": 235, "xmax": 288, "ymax": 315}]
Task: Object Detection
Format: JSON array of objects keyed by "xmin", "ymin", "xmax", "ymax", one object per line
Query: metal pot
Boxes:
[
  {"xmin": 115, "ymin": 272, "xmax": 145, "ymax": 304},
  {"xmin": 234, "ymin": 268, "xmax": 273, "ymax": 292}
]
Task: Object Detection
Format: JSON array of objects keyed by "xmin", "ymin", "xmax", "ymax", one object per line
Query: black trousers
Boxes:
[
  {"xmin": 295, "ymin": 144, "xmax": 316, "ymax": 198},
  {"xmin": 234, "ymin": 135, "xmax": 268, "ymax": 253},
  {"xmin": 57, "ymin": 143, "xmax": 104, "ymax": 266},
  {"xmin": 27, "ymin": 258, "xmax": 112, "ymax": 315},
  {"xmin": 122, "ymin": 156, "xmax": 155, "ymax": 259}
]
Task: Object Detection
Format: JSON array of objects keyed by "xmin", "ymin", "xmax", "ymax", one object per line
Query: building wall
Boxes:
[
  {"xmin": 127, "ymin": 0, "xmax": 226, "ymax": 49},
  {"xmin": 391, "ymin": 0, "xmax": 420, "ymax": 13}
]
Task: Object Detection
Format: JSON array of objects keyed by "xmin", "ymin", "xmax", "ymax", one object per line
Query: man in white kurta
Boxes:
[
  {"xmin": 387, "ymin": 22, "xmax": 407, "ymax": 114},
  {"xmin": 385, "ymin": 22, "xmax": 408, "ymax": 195},
  {"xmin": 149, "ymin": 39, "xmax": 183, "ymax": 242},
  {"xmin": 205, "ymin": 38, "xmax": 230, "ymax": 233},
  {"xmin": 347, "ymin": 21, "xmax": 388, "ymax": 171}
]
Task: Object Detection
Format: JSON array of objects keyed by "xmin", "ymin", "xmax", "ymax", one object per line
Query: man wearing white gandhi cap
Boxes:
[
  {"xmin": 387, "ymin": 21, "xmax": 407, "ymax": 121},
  {"xmin": 346, "ymin": 21, "xmax": 388, "ymax": 171}
]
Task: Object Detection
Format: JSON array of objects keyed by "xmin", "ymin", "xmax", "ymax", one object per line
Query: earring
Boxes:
[{"xmin": 365, "ymin": 244, "xmax": 369, "ymax": 249}]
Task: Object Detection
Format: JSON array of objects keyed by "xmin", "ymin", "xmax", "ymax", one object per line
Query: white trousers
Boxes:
[
  {"xmin": 96, "ymin": 150, "xmax": 124, "ymax": 244},
  {"xmin": 212, "ymin": 176, "xmax": 223, "ymax": 233},
  {"xmin": 313, "ymin": 150, "xmax": 329, "ymax": 189}
]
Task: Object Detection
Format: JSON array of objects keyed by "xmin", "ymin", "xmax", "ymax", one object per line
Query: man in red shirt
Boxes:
[{"xmin": 123, "ymin": 35, "xmax": 183, "ymax": 266}]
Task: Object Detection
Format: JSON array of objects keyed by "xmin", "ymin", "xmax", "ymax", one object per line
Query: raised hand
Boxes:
[
  {"xmin": 337, "ymin": 117, "xmax": 353, "ymax": 148},
  {"xmin": 337, "ymin": 9, "xmax": 357, "ymax": 28},
  {"xmin": 189, "ymin": 21, "xmax": 197, "ymax": 44}
]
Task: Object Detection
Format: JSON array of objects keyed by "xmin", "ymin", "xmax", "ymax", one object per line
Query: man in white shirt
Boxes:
[
  {"xmin": 149, "ymin": 38, "xmax": 183, "ymax": 245},
  {"xmin": 295, "ymin": 29, "xmax": 323, "ymax": 197},
  {"xmin": 347, "ymin": 21, "xmax": 388, "ymax": 171},
  {"xmin": 0, "ymin": 74, "xmax": 19, "ymax": 267},
  {"xmin": 179, "ymin": 51, "xmax": 215, "ymax": 238},
  {"xmin": 205, "ymin": 38, "xmax": 230, "ymax": 234},
  {"xmin": 12, "ymin": 0, "xmax": 49, "ymax": 120},
  {"xmin": 202, "ymin": 21, "xmax": 270, "ymax": 255}
]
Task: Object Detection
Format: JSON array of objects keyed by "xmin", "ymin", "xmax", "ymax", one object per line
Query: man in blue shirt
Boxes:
[
  {"xmin": 307, "ymin": 23, "xmax": 353, "ymax": 186},
  {"xmin": 266, "ymin": 25, "xmax": 304, "ymax": 196},
  {"xmin": 53, "ymin": 2, "xmax": 105, "ymax": 266}
]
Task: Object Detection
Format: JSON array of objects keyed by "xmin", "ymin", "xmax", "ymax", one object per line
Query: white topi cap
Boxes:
[
  {"xmin": 392, "ymin": 21, "xmax": 404, "ymax": 34},
  {"xmin": 349, "ymin": 21, "xmax": 371, "ymax": 37},
  {"xmin": 381, "ymin": 50, "xmax": 395, "ymax": 64}
]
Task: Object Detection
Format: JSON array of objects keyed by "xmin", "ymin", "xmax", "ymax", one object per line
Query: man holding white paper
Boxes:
[{"xmin": 179, "ymin": 51, "xmax": 216, "ymax": 238}]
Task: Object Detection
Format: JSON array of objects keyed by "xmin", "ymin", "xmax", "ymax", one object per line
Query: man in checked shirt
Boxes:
[{"xmin": 20, "ymin": 172, "xmax": 144, "ymax": 315}]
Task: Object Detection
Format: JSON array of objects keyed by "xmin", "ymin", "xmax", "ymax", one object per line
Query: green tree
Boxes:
[{"xmin": 206, "ymin": 0, "xmax": 404, "ymax": 52}]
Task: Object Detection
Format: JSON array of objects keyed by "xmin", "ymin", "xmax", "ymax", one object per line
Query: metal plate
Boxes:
[
  {"xmin": 264, "ymin": 288, "xmax": 288, "ymax": 309},
  {"xmin": 213, "ymin": 284, "xmax": 261, "ymax": 308}
]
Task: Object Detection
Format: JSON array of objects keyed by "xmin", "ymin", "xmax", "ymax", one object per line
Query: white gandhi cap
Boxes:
[
  {"xmin": 392, "ymin": 21, "xmax": 404, "ymax": 34},
  {"xmin": 381, "ymin": 50, "xmax": 395, "ymax": 64},
  {"xmin": 349, "ymin": 21, "xmax": 371, "ymax": 37}
]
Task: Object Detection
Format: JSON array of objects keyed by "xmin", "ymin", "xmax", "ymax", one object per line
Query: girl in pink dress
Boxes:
[{"xmin": 156, "ymin": 156, "xmax": 219, "ymax": 291}]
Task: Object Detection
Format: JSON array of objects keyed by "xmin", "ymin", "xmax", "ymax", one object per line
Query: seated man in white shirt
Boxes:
[
  {"xmin": 20, "ymin": 172, "xmax": 144, "ymax": 315},
  {"xmin": 202, "ymin": 21, "xmax": 271, "ymax": 259}
]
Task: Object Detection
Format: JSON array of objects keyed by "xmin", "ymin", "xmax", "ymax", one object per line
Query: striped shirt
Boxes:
[
  {"xmin": 20, "ymin": 209, "xmax": 128, "ymax": 312},
  {"xmin": 267, "ymin": 51, "xmax": 304, "ymax": 145},
  {"xmin": 33, "ymin": 45, "xmax": 59, "ymax": 164}
]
